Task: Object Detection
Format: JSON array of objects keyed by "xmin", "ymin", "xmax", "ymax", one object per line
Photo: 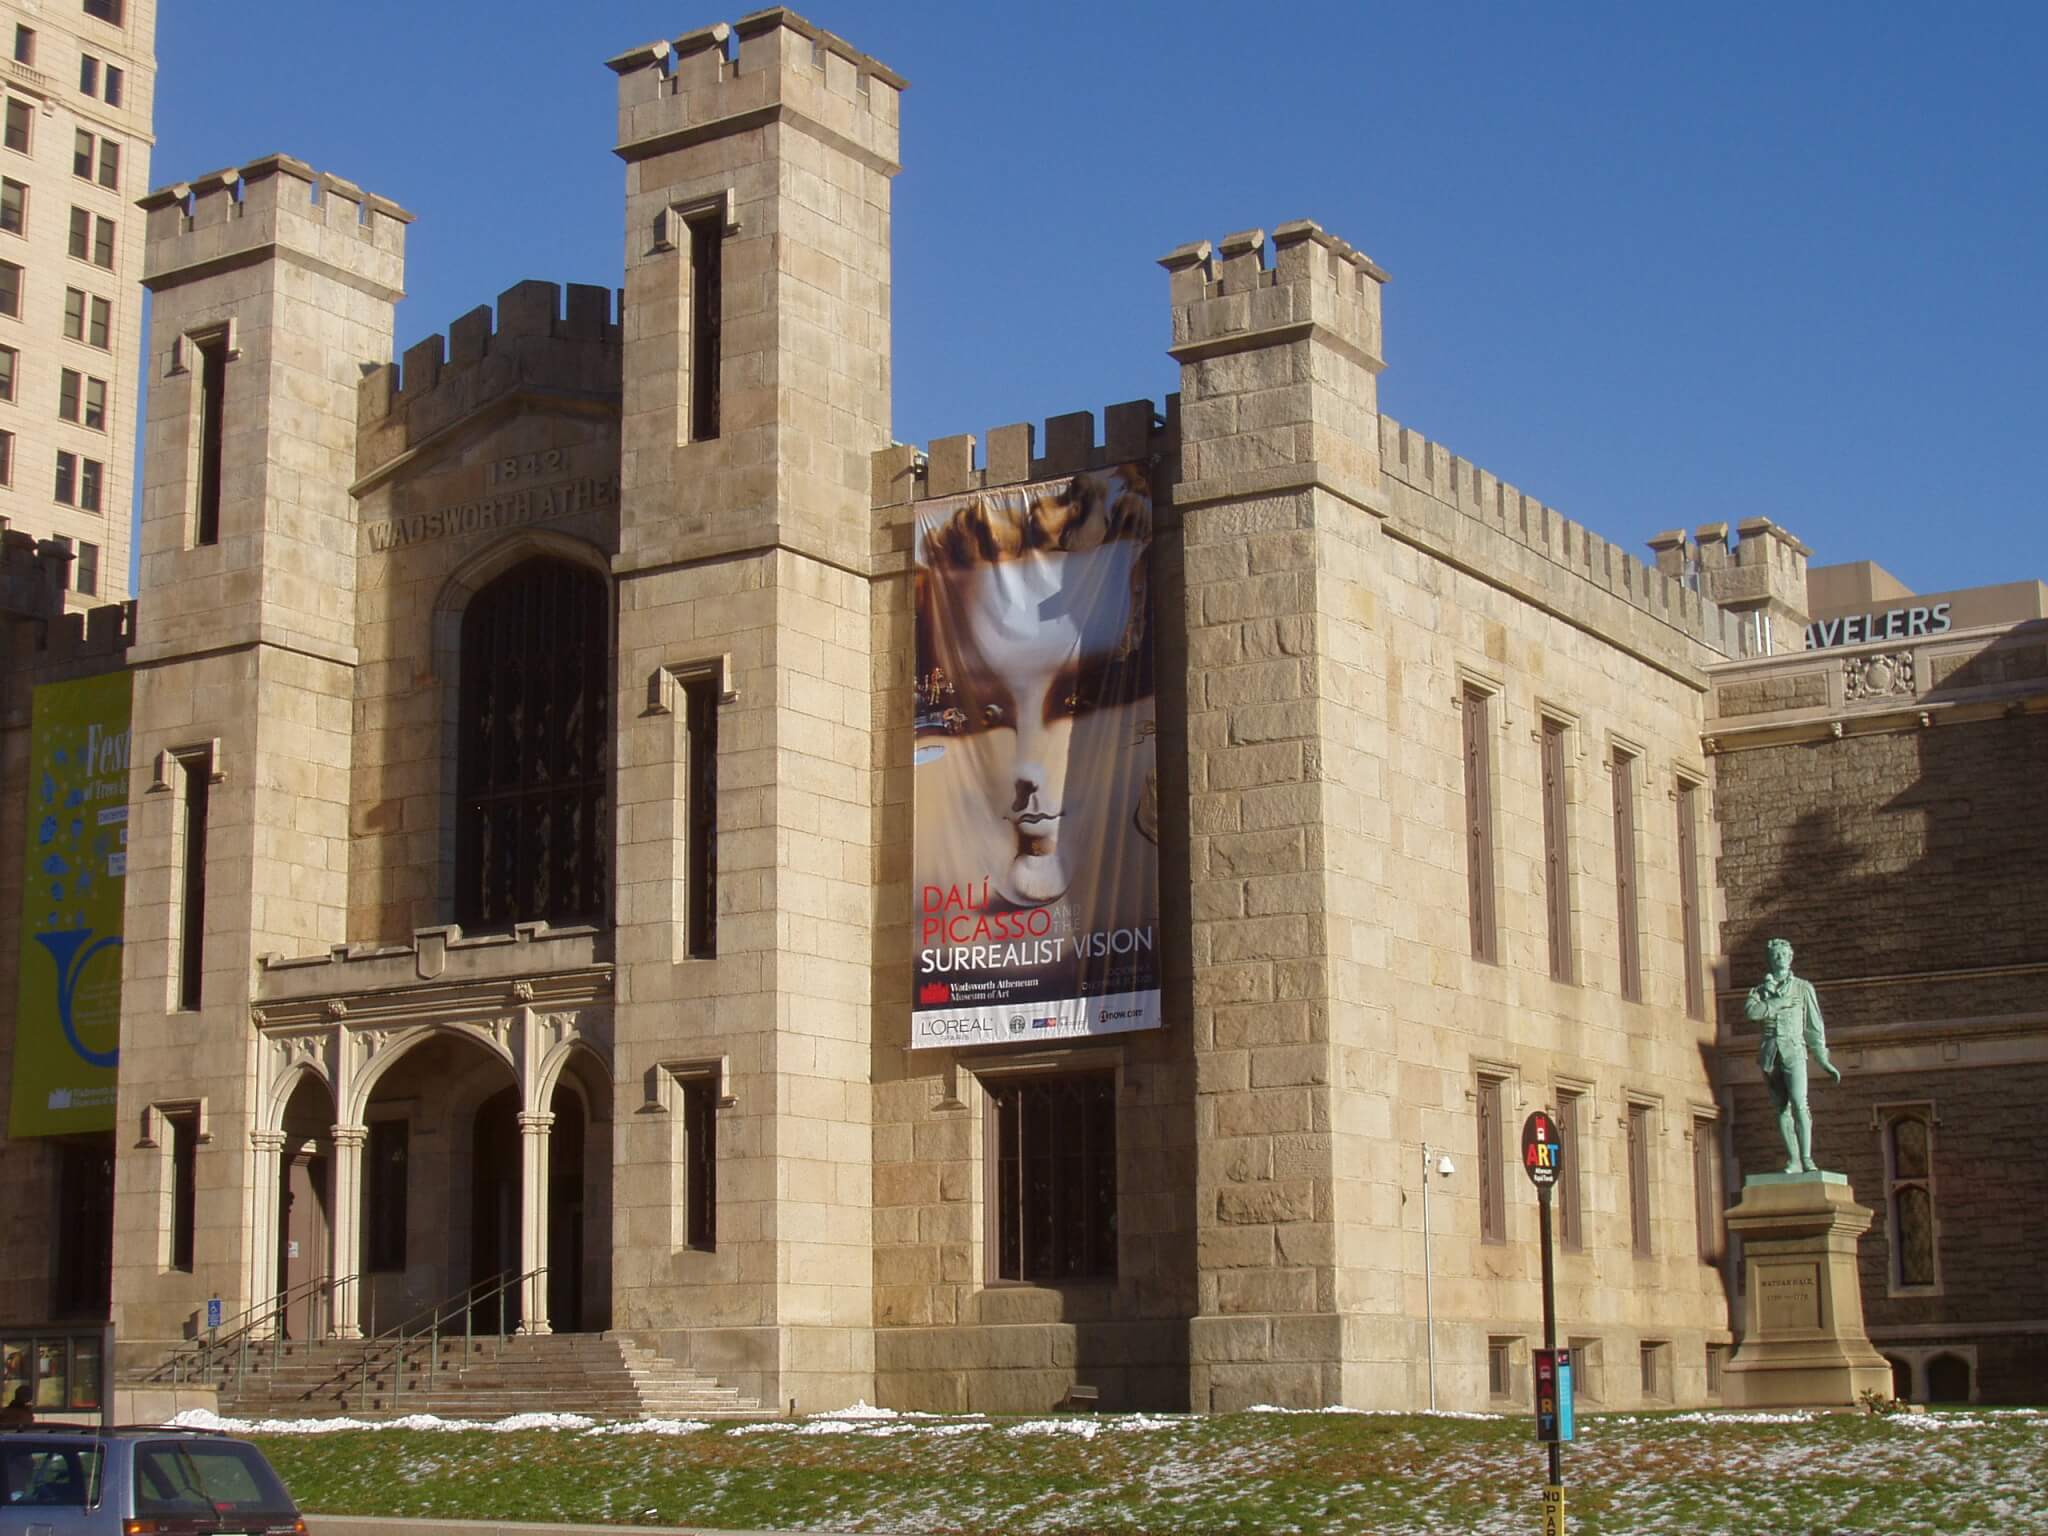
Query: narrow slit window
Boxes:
[
  {"xmin": 1612, "ymin": 749, "xmax": 1641, "ymax": 1001},
  {"xmin": 685, "ymin": 677, "xmax": 718, "ymax": 959},
  {"xmin": 1478, "ymin": 1073, "xmax": 1507, "ymax": 1245},
  {"xmin": 682, "ymin": 1078, "xmax": 716, "ymax": 1251},
  {"xmin": 687, "ymin": 213, "xmax": 722, "ymax": 443},
  {"xmin": 1886, "ymin": 1112, "xmax": 1937, "ymax": 1288},
  {"xmin": 1461, "ymin": 686, "xmax": 1498, "ymax": 963},
  {"xmin": 169, "ymin": 1112, "xmax": 197, "ymax": 1272},
  {"xmin": 177, "ymin": 754, "xmax": 211, "ymax": 1011},
  {"xmin": 1626, "ymin": 1101, "xmax": 1653, "ymax": 1258},
  {"xmin": 193, "ymin": 331, "xmax": 227, "ymax": 545},
  {"xmin": 1676, "ymin": 779, "xmax": 1706, "ymax": 1020},
  {"xmin": 1556, "ymin": 1089, "xmax": 1585, "ymax": 1252},
  {"xmin": 1693, "ymin": 1115, "xmax": 1723, "ymax": 1264},
  {"xmin": 1541, "ymin": 718, "xmax": 1573, "ymax": 982}
]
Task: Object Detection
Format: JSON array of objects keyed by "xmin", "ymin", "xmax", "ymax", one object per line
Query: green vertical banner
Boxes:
[{"xmin": 10, "ymin": 671, "xmax": 131, "ymax": 1135}]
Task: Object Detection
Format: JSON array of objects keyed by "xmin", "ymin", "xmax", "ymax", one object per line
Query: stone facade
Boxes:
[
  {"xmin": 2, "ymin": 6, "xmax": 1941, "ymax": 1418},
  {"xmin": 1706, "ymin": 620, "xmax": 2048, "ymax": 1403}
]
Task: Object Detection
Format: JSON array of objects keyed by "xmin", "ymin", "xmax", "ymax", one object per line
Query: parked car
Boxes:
[{"xmin": 0, "ymin": 1424, "xmax": 305, "ymax": 1535}]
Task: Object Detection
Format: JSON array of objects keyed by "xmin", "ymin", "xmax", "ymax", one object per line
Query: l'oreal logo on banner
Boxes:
[{"xmin": 1805, "ymin": 602, "xmax": 1951, "ymax": 650}]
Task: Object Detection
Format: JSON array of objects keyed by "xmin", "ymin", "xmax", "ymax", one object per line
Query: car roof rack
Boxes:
[{"xmin": 0, "ymin": 1422, "xmax": 234, "ymax": 1436}]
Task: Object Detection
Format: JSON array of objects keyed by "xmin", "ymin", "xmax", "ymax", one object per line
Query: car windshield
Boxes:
[
  {"xmin": 132, "ymin": 1439, "xmax": 294, "ymax": 1517},
  {"xmin": 2, "ymin": 1441, "xmax": 104, "ymax": 1508}
]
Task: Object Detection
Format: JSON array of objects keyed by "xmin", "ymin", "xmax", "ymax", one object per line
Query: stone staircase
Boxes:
[{"xmin": 134, "ymin": 1331, "xmax": 769, "ymax": 1422}]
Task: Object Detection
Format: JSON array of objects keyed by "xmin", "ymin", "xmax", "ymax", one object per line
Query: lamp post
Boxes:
[{"xmin": 1421, "ymin": 1141, "xmax": 1455, "ymax": 1412}]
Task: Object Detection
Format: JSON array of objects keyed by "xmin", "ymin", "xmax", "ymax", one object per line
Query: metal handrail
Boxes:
[
  {"xmin": 148, "ymin": 1271, "xmax": 348, "ymax": 1387},
  {"xmin": 352, "ymin": 1265, "xmax": 546, "ymax": 1412}
]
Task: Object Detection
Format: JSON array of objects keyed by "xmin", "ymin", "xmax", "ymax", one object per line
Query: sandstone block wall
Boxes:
[{"xmin": 867, "ymin": 406, "xmax": 1198, "ymax": 1414}]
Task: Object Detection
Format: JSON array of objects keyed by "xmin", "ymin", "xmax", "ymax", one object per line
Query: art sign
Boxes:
[
  {"xmin": 10, "ymin": 672, "xmax": 131, "ymax": 1135},
  {"xmin": 909, "ymin": 464, "xmax": 1161, "ymax": 1049},
  {"xmin": 1522, "ymin": 1109, "xmax": 1564, "ymax": 1189}
]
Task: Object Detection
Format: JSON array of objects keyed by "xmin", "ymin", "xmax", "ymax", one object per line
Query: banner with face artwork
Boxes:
[
  {"xmin": 10, "ymin": 671, "xmax": 130, "ymax": 1134},
  {"xmin": 910, "ymin": 462, "xmax": 1161, "ymax": 1048}
]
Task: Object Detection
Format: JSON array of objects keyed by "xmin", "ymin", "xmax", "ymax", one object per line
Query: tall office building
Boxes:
[{"xmin": 0, "ymin": 0, "xmax": 153, "ymax": 606}]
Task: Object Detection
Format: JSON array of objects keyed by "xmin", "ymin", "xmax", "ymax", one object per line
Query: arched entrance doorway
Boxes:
[
  {"xmin": 351, "ymin": 1026, "xmax": 611, "ymax": 1336},
  {"xmin": 275, "ymin": 1074, "xmax": 334, "ymax": 1339}
]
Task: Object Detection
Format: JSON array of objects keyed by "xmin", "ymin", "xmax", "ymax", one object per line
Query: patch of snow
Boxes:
[{"xmin": 580, "ymin": 1418, "xmax": 710, "ymax": 1437}]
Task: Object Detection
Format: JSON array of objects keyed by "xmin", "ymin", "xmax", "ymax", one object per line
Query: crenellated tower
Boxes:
[
  {"xmin": 603, "ymin": 10, "xmax": 902, "ymax": 1412},
  {"xmin": 112, "ymin": 156, "xmax": 408, "ymax": 1345}
]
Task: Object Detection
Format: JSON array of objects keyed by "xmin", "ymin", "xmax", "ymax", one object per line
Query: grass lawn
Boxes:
[{"xmin": 237, "ymin": 1404, "xmax": 2048, "ymax": 1535}]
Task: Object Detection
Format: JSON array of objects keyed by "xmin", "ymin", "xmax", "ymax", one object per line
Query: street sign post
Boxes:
[{"xmin": 1522, "ymin": 1109, "xmax": 1568, "ymax": 1533}]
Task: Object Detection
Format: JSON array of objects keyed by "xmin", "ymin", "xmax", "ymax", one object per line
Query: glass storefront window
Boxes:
[
  {"xmin": 34, "ymin": 1339, "xmax": 68, "ymax": 1409},
  {"xmin": 70, "ymin": 1335, "xmax": 102, "ymax": 1409}
]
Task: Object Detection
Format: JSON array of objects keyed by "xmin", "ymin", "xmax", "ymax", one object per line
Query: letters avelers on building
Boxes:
[
  {"xmin": 910, "ymin": 463, "xmax": 1161, "ymax": 1049},
  {"xmin": 10, "ymin": 672, "xmax": 131, "ymax": 1134}
]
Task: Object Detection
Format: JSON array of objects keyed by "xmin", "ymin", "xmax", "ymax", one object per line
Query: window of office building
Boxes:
[
  {"xmin": 12, "ymin": 25, "xmax": 33, "ymax": 65},
  {"xmin": 0, "ymin": 344, "xmax": 14, "ymax": 401},
  {"xmin": 988, "ymin": 1072, "xmax": 1117, "ymax": 1283},
  {"xmin": 3, "ymin": 100, "xmax": 29, "ymax": 155},
  {"xmin": 0, "ymin": 259, "xmax": 20, "ymax": 316},
  {"xmin": 76, "ymin": 540, "xmax": 98, "ymax": 596},
  {"xmin": 84, "ymin": 0, "xmax": 127, "ymax": 24},
  {"xmin": 0, "ymin": 178, "xmax": 23, "ymax": 235},
  {"xmin": 79, "ymin": 53, "xmax": 98, "ymax": 95}
]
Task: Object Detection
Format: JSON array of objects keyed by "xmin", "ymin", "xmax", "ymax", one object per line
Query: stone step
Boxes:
[{"xmin": 147, "ymin": 1330, "xmax": 768, "ymax": 1422}]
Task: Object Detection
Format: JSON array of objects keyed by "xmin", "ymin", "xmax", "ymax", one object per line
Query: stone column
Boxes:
[
  {"xmin": 517, "ymin": 1111, "xmax": 554, "ymax": 1335},
  {"xmin": 328, "ymin": 1125, "xmax": 366, "ymax": 1339},
  {"xmin": 246, "ymin": 1131, "xmax": 286, "ymax": 1338}
]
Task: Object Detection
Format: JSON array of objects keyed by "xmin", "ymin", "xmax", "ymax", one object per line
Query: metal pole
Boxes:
[
  {"xmin": 1422, "ymin": 1142, "xmax": 1438, "ymax": 1413},
  {"xmin": 1540, "ymin": 1187, "xmax": 1561, "ymax": 1493}
]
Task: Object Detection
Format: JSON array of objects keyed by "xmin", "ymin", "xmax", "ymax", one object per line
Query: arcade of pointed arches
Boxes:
[{"xmin": 248, "ymin": 1006, "xmax": 613, "ymax": 1342}]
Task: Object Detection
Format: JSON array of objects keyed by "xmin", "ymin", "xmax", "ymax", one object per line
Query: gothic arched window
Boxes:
[{"xmin": 456, "ymin": 557, "xmax": 609, "ymax": 928}]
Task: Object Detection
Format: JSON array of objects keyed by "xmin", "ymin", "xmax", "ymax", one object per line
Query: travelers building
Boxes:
[
  {"xmin": 0, "ymin": 9, "xmax": 2038, "ymax": 1417},
  {"xmin": 0, "ymin": 0, "xmax": 153, "ymax": 609}
]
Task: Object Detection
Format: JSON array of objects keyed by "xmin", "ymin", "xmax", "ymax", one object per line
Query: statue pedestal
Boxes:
[{"xmin": 1723, "ymin": 1172, "xmax": 1893, "ymax": 1408}]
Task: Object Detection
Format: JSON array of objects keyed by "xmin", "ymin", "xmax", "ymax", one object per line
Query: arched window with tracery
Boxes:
[
  {"xmin": 1884, "ymin": 1110, "xmax": 1937, "ymax": 1289},
  {"xmin": 456, "ymin": 557, "xmax": 610, "ymax": 928}
]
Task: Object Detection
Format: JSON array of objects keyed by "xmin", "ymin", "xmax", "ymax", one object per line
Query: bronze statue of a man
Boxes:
[{"xmin": 1745, "ymin": 938, "xmax": 1842, "ymax": 1173}]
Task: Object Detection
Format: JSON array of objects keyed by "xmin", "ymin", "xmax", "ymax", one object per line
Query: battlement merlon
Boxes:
[
  {"xmin": 139, "ymin": 153, "xmax": 411, "ymax": 302},
  {"xmin": 870, "ymin": 399, "xmax": 1170, "ymax": 510},
  {"xmin": 607, "ymin": 8, "xmax": 905, "ymax": 174},
  {"xmin": 1161, "ymin": 220, "xmax": 1387, "ymax": 373}
]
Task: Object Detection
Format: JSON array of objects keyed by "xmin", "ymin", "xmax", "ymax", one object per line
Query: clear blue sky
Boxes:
[{"xmin": 151, "ymin": 2, "xmax": 2048, "ymax": 594}]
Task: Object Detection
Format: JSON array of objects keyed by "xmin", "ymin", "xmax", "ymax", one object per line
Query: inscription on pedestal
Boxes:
[{"xmin": 1757, "ymin": 1262, "xmax": 1822, "ymax": 1331}]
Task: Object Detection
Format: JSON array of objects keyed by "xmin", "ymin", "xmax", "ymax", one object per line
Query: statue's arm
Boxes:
[
  {"xmin": 1803, "ymin": 982, "xmax": 1841, "ymax": 1077},
  {"xmin": 1743, "ymin": 984, "xmax": 1772, "ymax": 1023}
]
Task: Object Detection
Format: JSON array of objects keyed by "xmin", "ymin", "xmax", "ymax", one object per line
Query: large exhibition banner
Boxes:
[
  {"xmin": 10, "ymin": 671, "xmax": 130, "ymax": 1135},
  {"xmin": 910, "ymin": 462, "xmax": 1161, "ymax": 1049}
]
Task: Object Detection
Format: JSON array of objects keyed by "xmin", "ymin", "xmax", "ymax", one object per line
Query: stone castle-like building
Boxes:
[{"xmin": 1, "ymin": 9, "xmax": 2038, "ymax": 1416}]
